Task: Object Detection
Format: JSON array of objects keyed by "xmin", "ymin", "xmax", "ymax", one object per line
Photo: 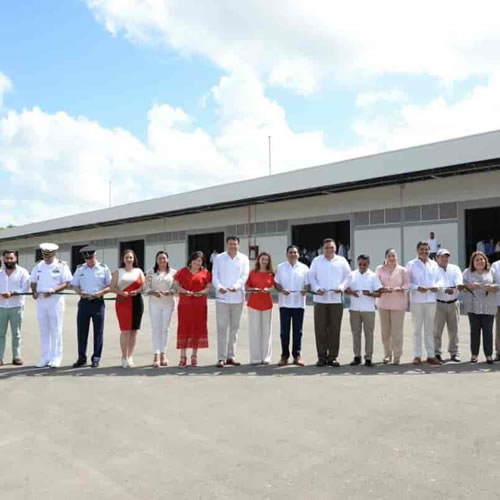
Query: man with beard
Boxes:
[{"xmin": 0, "ymin": 250, "xmax": 30, "ymax": 366}]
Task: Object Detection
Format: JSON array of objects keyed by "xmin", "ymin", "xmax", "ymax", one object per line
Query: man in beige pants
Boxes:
[
  {"xmin": 433, "ymin": 249, "xmax": 463, "ymax": 362},
  {"xmin": 343, "ymin": 255, "xmax": 382, "ymax": 367},
  {"xmin": 212, "ymin": 236, "xmax": 249, "ymax": 368}
]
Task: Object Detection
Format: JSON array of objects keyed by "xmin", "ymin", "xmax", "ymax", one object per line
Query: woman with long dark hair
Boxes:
[
  {"xmin": 144, "ymin": 251, "xmax": 176, "ymax": 368},
  {"xmin": 173, "ymin": 251, "xmax": 211, "ymax": 367},
  {"xmin": 110, "ymin": 249, "xmax": 145, "ymax": 368},
  {"xmin": 246, "ymin": 251, "xmax": 275, "ymax": 365}
]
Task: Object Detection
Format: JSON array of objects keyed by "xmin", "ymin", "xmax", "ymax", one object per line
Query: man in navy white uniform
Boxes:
[
  {"xmin": 71, "ymin": 245, "xmax": 111, "ymax": 368},
  {"xmin": 30, "ymin": 243, "xmax": 72, "ymax": 368}
]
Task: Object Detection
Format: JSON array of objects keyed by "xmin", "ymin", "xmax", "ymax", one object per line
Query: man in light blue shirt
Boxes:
[{"xmin": 71, "ymin": 246, "xmax": 111, "ymax": 368}]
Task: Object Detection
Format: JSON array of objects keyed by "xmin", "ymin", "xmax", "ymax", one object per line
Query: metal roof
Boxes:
[{"xmin": 3, "ymin": 129, "xmax": 500, "ymax": 241}]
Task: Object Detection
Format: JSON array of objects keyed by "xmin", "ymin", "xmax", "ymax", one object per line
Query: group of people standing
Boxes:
[{"xmin": 1, "ymin": 235, "xmax": 500, "ymax": 369}]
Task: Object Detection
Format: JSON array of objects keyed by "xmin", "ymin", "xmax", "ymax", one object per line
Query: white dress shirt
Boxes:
[
  {"xmin": 308, "ymin": 254, "xmax": 351, "ymax": 304},
  {"xmin": 436, "ymin": 263, "xmax": 463, "ymax": 301},
  {"xmin": 0, "ymin": 266, "xmax": 31, "ymax": 308},
  {"xmin": 491, "ymin": 261, "xmax": 500, "ymax": 306},
  {"xmin": 274, "ymin": 260, "xmax": 309, "ymax": 309},
  {"xmin": 343, "ymin": 269, "xmax": 382, "ymax": 312},
  {"xmin": 212, "ymin": 251, "xmax": 250, "ymax": 304},
  {"xmin": 406, "ymin": 258, "xmax": 440, "ymax": 304}
]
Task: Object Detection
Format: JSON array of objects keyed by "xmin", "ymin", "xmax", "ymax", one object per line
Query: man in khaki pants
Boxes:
[
  {"xmin": 434, "ymin": 249, "xmax": 463, "ymax": 362},
  {"xmin": 343, "ymin": 255, "xmax": 382, "ymax": 367},
  {"xmin": 308, "ymin": 238, "xmax": 351, "ymax": 367}
]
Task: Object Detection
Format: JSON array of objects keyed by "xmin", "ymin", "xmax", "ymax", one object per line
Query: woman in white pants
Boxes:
[
  {"xmin": 144, "ymin": 251, "xmax": 176, "ymax": 367},
  {"xmin": 246, "ymin": 252, "xmax": 275, "ymax": 365}
]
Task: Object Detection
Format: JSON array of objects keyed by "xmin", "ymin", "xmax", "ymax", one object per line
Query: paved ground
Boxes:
[{"xmin": 1, "ymin": 297, "xmax": 500, "ymax": 500}]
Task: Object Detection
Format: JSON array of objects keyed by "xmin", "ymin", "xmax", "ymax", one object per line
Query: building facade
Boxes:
[{"xmin": 2, "ymin": 131, "xmax": 500, "ymax": 272}]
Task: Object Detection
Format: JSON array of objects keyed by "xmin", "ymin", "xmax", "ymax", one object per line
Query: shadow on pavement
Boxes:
[{"xmin": 1, "ymin": 361, "xmax": 499, "ymax": 379}]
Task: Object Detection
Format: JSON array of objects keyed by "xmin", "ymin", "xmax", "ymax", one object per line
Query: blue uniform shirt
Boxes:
[{"xmin": 71, "ymin": 261, "xmax": 112, "ymax": 294}]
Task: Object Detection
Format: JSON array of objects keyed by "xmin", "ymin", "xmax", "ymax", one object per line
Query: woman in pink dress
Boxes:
[
  {"xmin": 376, "ymin": 248, "xmax": 410, "ymax": 365},
  {"xmin": 110, "ymin": 249, "xmax": 145, "ymax": 368}
]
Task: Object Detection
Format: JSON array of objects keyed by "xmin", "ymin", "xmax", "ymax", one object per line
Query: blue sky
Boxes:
[{"xmin": 1, "ymin": 0, "xmax": 499, "ymax": 226}]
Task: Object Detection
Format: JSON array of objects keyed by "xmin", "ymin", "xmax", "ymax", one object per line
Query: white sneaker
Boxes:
[
  {"xmin": 121, "ymin": 358, "xmax": 128, "ymax": 368},
  {"xmin": 49, "ymin": 359, "xmax": 61, "ymax": 368},
  {"xmin": 127, "ymin": 357, "xmax": 135, "ymax": 368},
  {"xmin": 36, "ymin": 359, "xmax": 50, "ymax": 368}
]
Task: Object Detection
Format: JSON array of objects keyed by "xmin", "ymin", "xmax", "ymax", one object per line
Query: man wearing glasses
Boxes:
[{"xmin": 71, "ymin": 246, "xmax": 111, "ymax": 368}]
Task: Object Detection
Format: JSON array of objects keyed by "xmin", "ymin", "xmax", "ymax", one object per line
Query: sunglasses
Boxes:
[{"xmin": 82, "ymin": 253, "xmax": 95, "ymax": 259}]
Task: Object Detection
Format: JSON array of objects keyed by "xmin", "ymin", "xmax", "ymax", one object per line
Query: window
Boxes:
[
  {"xmin": 370, "ymin": 210, "xmax": 385, "ymax": 225},
  {"xmin": 439, "ymin": 202, "xmax": 457, "ymax": 219},
  {"xmin": 385, "ymin": 208, "xmax": 401, "ymax": 223},
  {"xmin": 404, "ymin": 206, "xmax": 421, "ymax": 222},
  {"xmin": 421, "ymin": 204, "xmax": 439, "ymax": 221},
  {"xmin": 266, "ymin": 221, "xmax": 277, "ymax": 233},
  {"xmin": 355, "ymin": 212, "xmax": 369, "ymax": 226}
]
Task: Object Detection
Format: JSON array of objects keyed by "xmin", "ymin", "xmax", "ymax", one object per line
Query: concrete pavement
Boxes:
[{"xmin": 1, "ymin": 297, "xmax": 500, "ymax": 499}]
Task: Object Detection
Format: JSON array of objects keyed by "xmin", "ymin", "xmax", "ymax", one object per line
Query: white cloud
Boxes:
[
  {"xmin": 0, "ymin": 71, "xmax": 13, "ymax": 107},
  {"xmin": 86, "ymin": 0, "xmax": 500, "ymax": 94},
  {"xmin": 0, "ymin": 68, "xmax": 373, "ymax": 227},
  {"xmin": 354, "ymin": 72, "xmax": 500, "ymax": 151},
  {"xmin": 355, "ymin": 90, "xmax": 407, "ymax": 108}
]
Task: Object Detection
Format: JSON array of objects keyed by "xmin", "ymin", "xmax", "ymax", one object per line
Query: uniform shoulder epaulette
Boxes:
[{"xmin": 99, "ymin": 263, "xmax": 109, "ymax": 269}]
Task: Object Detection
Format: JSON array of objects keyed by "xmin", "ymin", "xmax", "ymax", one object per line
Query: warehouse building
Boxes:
[{"xmin": 2, "ymin": 129, "xmax": 500, "ymax": 272}]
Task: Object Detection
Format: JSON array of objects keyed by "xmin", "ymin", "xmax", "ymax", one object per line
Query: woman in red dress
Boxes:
[
  {"xmin": 246, "ymin": 252, "xmax": 275, "ymax": 365},
  {"xmin": 174, "ymin": 251, "xmax": 212, "ymax": 367},
  {"xmin": 110, "ymin": 249, "xmax": 145, "ymax": 368}
]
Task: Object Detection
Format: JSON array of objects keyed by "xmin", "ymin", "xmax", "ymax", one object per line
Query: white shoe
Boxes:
[
  {"xmin": 49, "ymin": 360, "xmax": 61, "ymax": 368},
  {"xmin": 127, "ymin": 357, "xmax": 135, "ymax": 368},
  {"xmin": 121, "ymin": 358, "xmax": 129, "ymax": 368},
  {"xmin": 36, "ymin": 359, "xmax": 50, "ymax": 368}
]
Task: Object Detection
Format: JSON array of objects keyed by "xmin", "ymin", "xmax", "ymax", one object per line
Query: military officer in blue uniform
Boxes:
[{"xmin": 71, "ymin": 246, "xmax": 111, "ymax": 368}]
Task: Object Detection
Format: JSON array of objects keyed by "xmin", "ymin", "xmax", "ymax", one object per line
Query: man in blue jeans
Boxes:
[{"xmin": 274, "ymin": 245, "xmax": 309, "ymax": 366}]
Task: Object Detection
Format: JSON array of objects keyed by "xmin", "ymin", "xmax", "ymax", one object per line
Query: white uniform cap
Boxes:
[{"xmin": 40, "ymin": 243, "xmax": 59, "ymax": 254}]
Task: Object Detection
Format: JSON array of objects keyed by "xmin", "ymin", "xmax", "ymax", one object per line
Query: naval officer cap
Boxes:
[
  {"xmin": 79, "ymin": 245, "xmax": 97, "ymax": 258},
  {"xmin": 40, "ymin": 243, "xmax": 59, "ymax": 256}
]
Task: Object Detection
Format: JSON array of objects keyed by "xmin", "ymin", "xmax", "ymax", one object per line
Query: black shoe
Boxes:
[
  {"xmin": 72, "ymin": 359, "xmax": 87, "ymax": 368},
  {"xmin": 316, "ymin": 360, "xmax": 326, "ymax": 367},
  {"xmin": 450, "ymin": 354, "xmax": 461, "ymax": 362},
  {"xmin": 350, "ymin": 357, "xmax": 362, "ymax": 366},
  {"xmin": 328, "ymin": 359, "xmax": 340, "ymax": 367},
  {"xmin": 365, "ymin": 359, "xmax": 373, "ymax": 367},
  {"xmin": 496, "ymin": 354, "xmax": 500, "ymax": 362},
  {"xmin": 435, "ymin": 354, "xmax": 443, "ymax": 362},
  {"xmin": 487, "ymin": 358, "xmax": 494, "ymax": 365},
  {"xmin": 91, "ymin": 361, "xmax": 99, "ymax": 368}
]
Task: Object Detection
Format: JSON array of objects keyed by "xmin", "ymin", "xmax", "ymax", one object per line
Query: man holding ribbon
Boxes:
[
  {"xmin": 71, "ymin": 245, "xmax": 111, "ymax": 368},
  {"xmin": 30, "ymin": 243, "xmax": 72, "ymax": 368}
]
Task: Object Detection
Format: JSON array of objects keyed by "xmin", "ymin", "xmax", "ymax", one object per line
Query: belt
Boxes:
[
  {"xmin": 437, "ymin": 299, "xmax": 457, "ymax": 304},
  {"xmin": 80, "ymin": 297, "xmax": 104, "ymax": 302}
]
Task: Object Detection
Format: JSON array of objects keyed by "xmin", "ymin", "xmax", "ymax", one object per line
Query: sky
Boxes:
[{"xmin": 1, "ymin": 0, "xmax": 500, "ymax": 227}]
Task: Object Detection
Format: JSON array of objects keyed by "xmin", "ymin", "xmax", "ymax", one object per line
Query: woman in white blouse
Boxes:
[{"xmin": 144, "ymin": 251, "xmax": 177, "ymax": 367}]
